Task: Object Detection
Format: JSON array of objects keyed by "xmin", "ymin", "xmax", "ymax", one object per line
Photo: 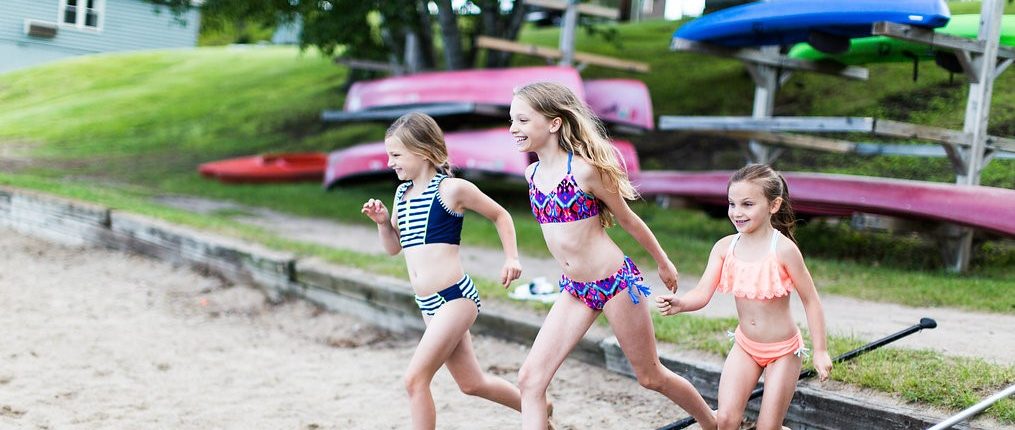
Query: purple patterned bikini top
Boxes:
[{"xmin": 528, "ymin": 152, "xmax": 601, "ymax": 224}]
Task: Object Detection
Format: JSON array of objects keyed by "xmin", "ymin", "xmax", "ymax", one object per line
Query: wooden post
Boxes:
[
  {"xmin": 947, "ymin": 0, "xmax": 1006, "ymax": 273},
  {"xmin": 745, "ymin": 46, "xmax": 789, "ymax": 164},
  {"xmin": 559, "ymin": 0, "xmax": 579, "ymax": 66}
]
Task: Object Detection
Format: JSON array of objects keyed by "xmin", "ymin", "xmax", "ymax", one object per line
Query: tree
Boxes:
[{"xmin": 149, "ymin": 0, "xmax": 528, "ymax": 73}]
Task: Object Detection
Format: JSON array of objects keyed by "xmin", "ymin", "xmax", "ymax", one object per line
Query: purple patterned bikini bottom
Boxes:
[{"xmin": 559, "ymin": 256, "xmax": 652, "ymax": 310}]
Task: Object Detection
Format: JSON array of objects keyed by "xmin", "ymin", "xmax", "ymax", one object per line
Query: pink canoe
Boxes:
[
  {"xmin": 584, "ymin": 79, "xmax": 655, "ymax": 132},
  {"xmin": 635, "ymin": 170, "xmax": 1015, "ymax": 236},
  {"xmin": 199, "ymin": 153, "xmax": 327, "ymax": 183},
  {"xmin": 340, "ymin": 65, "xmax": 584, "ymax": 111},
  {"xmin": 324, "ymin": 128, "xmax": 639, "ymax": 188},
  {"xmin": 323, "ymin": 66, "xmax": 655, "ymax": 132}
]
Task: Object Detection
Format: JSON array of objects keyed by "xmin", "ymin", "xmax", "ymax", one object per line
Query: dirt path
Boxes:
[
  {"xmin": 154, "ymin": 196, "xmax": 1015, "ymax": 366},
  {"xmin": 0, "ymin": 228, "xmax": 716, "ymax": 429}
]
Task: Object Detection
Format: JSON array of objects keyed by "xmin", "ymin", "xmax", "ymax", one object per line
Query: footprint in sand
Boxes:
[{"xmin": 0, "ymin": 405, "xmax": 26, "ymax": 418}]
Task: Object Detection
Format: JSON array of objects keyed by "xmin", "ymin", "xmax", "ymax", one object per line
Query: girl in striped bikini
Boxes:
[
  {"xmin": 361, "ymin": 112, "xmax": 536, "ymax": 429},
  {"xmin": 509, "ymin": 82, "xmax": 717, "ymax": 430}
]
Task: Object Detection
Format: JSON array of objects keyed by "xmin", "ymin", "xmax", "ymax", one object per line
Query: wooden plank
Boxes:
[
  {"xmin": 873, "ymin": 119, "xmax": 1015, "ymax": 152},
  {"xmin": 721, "ymin": 131, "xmax": 856, "ymax": 153},
  {"xmin": 986, "ymin": 135, "xmax": 1015, "ymax": 152},
  {"xmin": 670, "ymin": 38, "xmax": 869, "ymax": 80},
  {"xmin": 658, "ymin": 116, "xmax": 875, "ymax": 132},
  {"xmin": 872, "ymin": 21, "xmax": 1015, "ymax": 60},
  {"xmin": 524, "ymin": 0, "xmax": 620, "ymax": 19},
  {"xmin": 872, "ymin": 119, "xmax": 968, "ymax": 145},
  {"xmin": 657, "ymin": 116, "xmax": 1015, "ymax": 153},
  {"xmin": 475, "ymin": 36, "xmax": 649, "ymax": 72}
]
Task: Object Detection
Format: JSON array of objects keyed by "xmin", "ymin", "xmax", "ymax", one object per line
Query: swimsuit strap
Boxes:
[
  {"xmin": 530, "ymin": 161, "xmax": 539, "ymax": 181},
  {"xmin": 394, "ymin": 181, "xmax": 411, "ymax": 201},
  {"xmin": 726, "ymin": 233, "xmax": 741, "ymax": 259},
  {"xmin": 566, "ymin": 152, "xmax": 573, "ymax": 174},
  {"xmin": 428, "ymin": 173, "xmax": 445, "ymax": 190},
  {"xmin": 770, "ymin": 230, "xmax": 780, "ymax": 252}
]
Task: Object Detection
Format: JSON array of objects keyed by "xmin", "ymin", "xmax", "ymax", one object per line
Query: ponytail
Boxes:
[
  {"xmin": 438, "ymin": 160, "xmax": 454, "ymax": 178},
  {"xmin": 772, "ymin": 174, "xmax": 796, "ymax": 243}
]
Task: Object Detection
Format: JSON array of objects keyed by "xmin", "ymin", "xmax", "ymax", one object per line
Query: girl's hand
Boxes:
[
  {"xmin": 655, "ymin": 294, "xmax": 685, "ymax": 316},
  {"xmin": 813, "ymin": 350, "xmax": 833, "ymax": 381},
  {"xmin": 500, "ymin": 258, "xmax": 522, "ymax": 288},
  {"xmin": 657, "ymin": 260, "xmax": 679, "ymax": 292},
  {"xmin": 360, "ymin": 199, "xmax": 390, "ymax": 225}
]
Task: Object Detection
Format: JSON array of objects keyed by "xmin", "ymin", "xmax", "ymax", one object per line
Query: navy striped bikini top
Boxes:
[{"xmin": 395, "ymin": 174, "xmax": 464, "ymax": 248}]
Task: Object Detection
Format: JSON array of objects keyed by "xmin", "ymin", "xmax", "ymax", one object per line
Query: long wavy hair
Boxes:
[
  {"xmin": 728, "ymin": 163, "xmax": 797, "ymax": 243},
  {"xmin": 386, "ymin": 112, "xmax": 453, "ymax": 177},
  {"xmin": 514, "ymin": 82, "xmax": 636, "ymax": 227}
]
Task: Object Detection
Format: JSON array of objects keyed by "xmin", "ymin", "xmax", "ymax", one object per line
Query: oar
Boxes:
[{"xmin": 657, "ymin": 318, "xmax": 938, "ymax": 430}]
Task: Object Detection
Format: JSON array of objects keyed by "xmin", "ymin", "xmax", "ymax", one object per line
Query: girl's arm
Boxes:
[
  {"xmin": 447, "ymin": 179, "xmax": 522, "ymax": 288},
  {"xmin": 360, "ymin": 198, "xmax": 401, "ymax": 256},
  {"xmin": 578, "ymin": 162, "xmax": 679, "ymax": 291},
  {"xmin": 656, "ymin": 236, "xmax": 730, "ymax": 315},
  {"xmin": 780, "ymin": 241, "xmax": 833, "ymax": 381}
]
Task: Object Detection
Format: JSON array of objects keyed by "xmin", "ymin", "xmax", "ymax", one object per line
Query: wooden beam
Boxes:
[
  {"xmin": 475, "ymin": 35, "xmax": 649, "ymax": 72},
  {"xmin": 871, "ymin": 119, "xmax": 967, "ymax": 146},
  {"xmin": 720, "ymin": 131, "xmax": 857, "ymax": 153},
  {"xmin": 872, "ymin": 21, "xmax": 1015, "ymax": 60},
  {"xmin": 670, "ymin": 38, "xmax": 869, "ymax": 80},
  {"xmin": 524, "ymin": 0, "xmax": 620, "ymax": 20},
  {"xmin": 658, "ymin": 116, "xmax": 876, "ymax": 132},
  {"xmin": 658, "ymin": 116, "xmax": 1015, "ymax": 153}
]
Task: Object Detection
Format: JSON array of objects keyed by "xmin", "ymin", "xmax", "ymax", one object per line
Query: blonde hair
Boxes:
[
  {"xmin": 514, "ymin": 82, "xmax": 637, "ymax": 227},
  {"xmin": 728, "ymin": 164, "xmax": 797, "ymax": 243},
  {"xmin": 386, "ymin": 112, "xmax": 453, "ymax": 177}
]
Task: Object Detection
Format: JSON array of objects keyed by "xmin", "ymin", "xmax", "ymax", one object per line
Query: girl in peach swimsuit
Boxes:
[{"xmin": 656, "ymin": 164, "xmax": 833, "ymax": 430}]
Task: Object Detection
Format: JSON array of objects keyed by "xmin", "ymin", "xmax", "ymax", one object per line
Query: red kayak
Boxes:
[{"xmin": 198, "ymin": 153, "xmax": 328, "ymax": 183}]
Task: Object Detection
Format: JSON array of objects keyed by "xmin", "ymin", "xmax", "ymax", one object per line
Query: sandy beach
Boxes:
[{"xmin": 0, "ymin": 228, "xmax": 703, "ymax": 429}]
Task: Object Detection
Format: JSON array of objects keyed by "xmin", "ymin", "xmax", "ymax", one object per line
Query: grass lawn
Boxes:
[{"xmin": 1, "ymin": 2, "xmax": 1013, "ymax": 421}]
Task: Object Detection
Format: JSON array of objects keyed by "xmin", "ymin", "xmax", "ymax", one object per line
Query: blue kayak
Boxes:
[{"xmin": 674, "ymin": 0, "xmax": 951, "ymax": 48}]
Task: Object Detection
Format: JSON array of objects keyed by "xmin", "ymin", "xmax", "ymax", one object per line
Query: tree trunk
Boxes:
[
  {"xmin": 434, "ymin": 0, "xmax": 465, "ymax": 70},
  {"xmin": 483, "ymin": 0, "xmax": 527, "ymax": 68},
  {"xmin": 414, "ymin": 0, "xmax": 436, "ymax": 69}
]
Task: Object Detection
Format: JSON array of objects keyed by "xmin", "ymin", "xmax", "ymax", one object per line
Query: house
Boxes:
[{"xmin": 0, "ymin": 0, "xmax": 200, "ymax": 74}]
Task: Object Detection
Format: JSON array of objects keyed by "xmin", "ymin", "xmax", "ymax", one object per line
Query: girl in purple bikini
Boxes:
[{"xmin": 509, "ymin": 82, "xmax": 717, "ymax": 430}]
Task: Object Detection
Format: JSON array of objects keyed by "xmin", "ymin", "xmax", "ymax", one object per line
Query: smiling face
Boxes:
[
  {"xmin": 728, "ymin": 180, "xmax": 782, "ymax": 234},
  {"xmin": 384, "ymin": 136, "xmax": 427, "ymax": 181},
  {"xmin": 509, "ymin": 96, "xmax": 560, "ymax": 153}
]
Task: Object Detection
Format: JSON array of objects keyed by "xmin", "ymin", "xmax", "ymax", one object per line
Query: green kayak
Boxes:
[{"xmin": 788, "ymin": 14, "xmax": 1015, "ymax": 65}]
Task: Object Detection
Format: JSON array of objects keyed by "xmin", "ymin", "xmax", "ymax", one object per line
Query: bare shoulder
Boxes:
[
  {"xmin": 569, "ymin": 154, "xmax": 604, "ymax": 189},
  {"xmin": 776, "ymin": 234, "xmax": 804, "ymax": 263},
  {"xmin": 441, "ymin": 176, "xmax": 476, "ymax": 194},
  {"xmin": 524, "ymin": 161, "xmax": 538, "ymax": 179},
  {"xmin": 713, "ymin": 234, "xmax": 738, "ymax": 255}
]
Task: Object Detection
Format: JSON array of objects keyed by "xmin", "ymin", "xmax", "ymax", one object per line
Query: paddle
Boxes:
[{"xmin": 657, "ymin": 318, "xmax": 938, "ymax": 430}]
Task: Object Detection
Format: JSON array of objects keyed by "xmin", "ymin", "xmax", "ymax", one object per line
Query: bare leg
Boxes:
[
  {"xmin": 603, "ymin": 295, "xmax": 718, "ymax": 430},
  {"xmin": 518, "ymin": 293, "xmax": 599, "ymax": 430},
  {"xmin": 754, "ymin": 354, "xmax": 802, "ymax": 430},
  {"xmin": 404, "ymin": 300, "xmax": 478, "ymax": 430},
  {"xmin": 444, "ymin": 329, "xmax": 522, "ymax": 411},
  {"xmin": 716, "ymin": 344, "xmax": 764, "ymax": 430}
]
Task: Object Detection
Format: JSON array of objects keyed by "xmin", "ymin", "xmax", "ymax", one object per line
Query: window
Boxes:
[{"xmin": 60, "ymin": 0, "xmax": 103, "ymax": 30}]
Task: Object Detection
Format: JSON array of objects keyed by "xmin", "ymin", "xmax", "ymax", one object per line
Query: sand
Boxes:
[{"xmin": 0, "ymin": 228, "xmax": 705, "ymax": 429}]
